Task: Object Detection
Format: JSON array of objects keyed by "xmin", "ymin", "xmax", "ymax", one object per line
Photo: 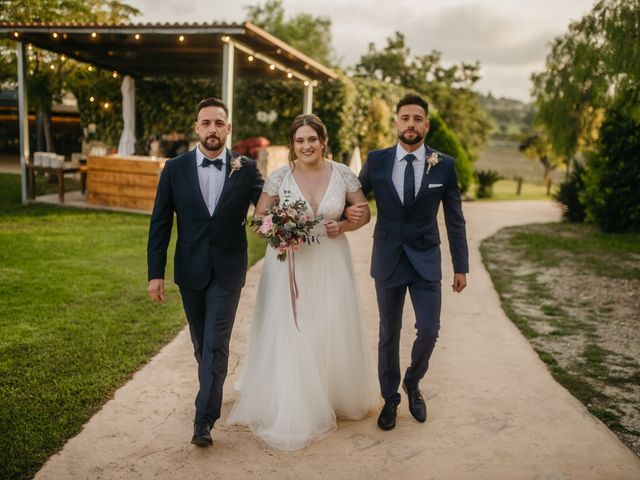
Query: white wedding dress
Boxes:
[{"xmin": 227, "ymin": 161, "xmax": 378, "ymax": 450}]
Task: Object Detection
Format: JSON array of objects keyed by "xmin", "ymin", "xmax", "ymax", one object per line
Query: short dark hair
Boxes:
[
  {"xmin": 196, "ymin": 97, "xmax": 229, "ymax": 119},
  {"xmin": 396, "ymin": 93, "xmax": 429, "ymax": 116}
]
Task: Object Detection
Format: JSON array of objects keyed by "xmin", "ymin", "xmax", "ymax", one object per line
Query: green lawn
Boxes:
[
  {"xmin": 472, "ymin": 179, "xmax": 555, "ymax": 201},
  {"xmin": 0, "ymin": 173, "xmax": 266, "ymax": 480}
]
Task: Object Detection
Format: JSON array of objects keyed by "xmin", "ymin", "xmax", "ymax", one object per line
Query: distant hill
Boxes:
[{"xmin": 479, "ymin": 93, "xmax": 535, "ymax": 140}]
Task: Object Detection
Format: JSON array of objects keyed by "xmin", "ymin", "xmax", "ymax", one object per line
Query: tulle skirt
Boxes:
[{"xmin": 227, "ymin": 235, "xmax": 378, "ymax": 450}]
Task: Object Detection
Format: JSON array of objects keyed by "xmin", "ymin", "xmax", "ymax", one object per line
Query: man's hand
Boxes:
[
  {"xmin": 344, "ymin": 202, "xmax": 368, "ymax": 223},
  {"xmin": 148, "ymin": 278, "xmax": 165, "ymax": 302},
  {"xmin": 324, "ymin": 220, "xmax": 342, "ymax": 238},
  {"xmin": 452, "ymin": 273, "xmax": 467, "ymax": 293}
]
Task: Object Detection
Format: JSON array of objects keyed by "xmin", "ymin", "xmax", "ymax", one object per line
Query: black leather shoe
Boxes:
[
  {"xmin": 402, "ymin": 380, "xmax": 427, "ymax": 423},
  {"xmin": 377, "ymin": 399, "xmax": 400, "ymax": 431},
  {"xmin": 191, "ymin": 421, "xmax": 213, "ymax": 447}
]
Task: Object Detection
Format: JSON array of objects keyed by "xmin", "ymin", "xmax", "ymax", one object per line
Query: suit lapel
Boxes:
[
  {"xmin": 384, "ymin": 146, "xmax": 403, "ymax": 207},
  {"xmin": 212, "ymin": 149, "xmax": 240, "ymax": 215},
  {"xmin": 184, "ymin": 149, "xmax": 211, "ymax": 217},
  {"xmin": 413, "ymin": 144, "xmax": 435, "ymax": 204}
]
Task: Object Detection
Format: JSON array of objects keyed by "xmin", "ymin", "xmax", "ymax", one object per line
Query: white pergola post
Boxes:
[
  {"xmin": 16, "ymin": 41, "xmax": 30, "ymax": 204},
  {"xmin": 221, "ymin": 41, "xmax": 235, "ymax": 148},
  {"xmin": 303, "ymin": 81, "xmax": 313, "ymax": 114}
]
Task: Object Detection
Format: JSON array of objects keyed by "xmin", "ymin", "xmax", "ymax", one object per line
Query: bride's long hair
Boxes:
[{"xmin": 287, "ymin": 114, "xmax": 329, "ymax": 168}]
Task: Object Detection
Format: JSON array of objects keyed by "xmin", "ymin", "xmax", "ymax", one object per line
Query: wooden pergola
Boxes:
[{"xmin": 0, "ymin": 21, "xmax": 337, "ymax": 204}]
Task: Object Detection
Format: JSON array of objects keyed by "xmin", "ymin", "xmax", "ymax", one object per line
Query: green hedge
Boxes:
[
  {"xmin": 68, "ymin": 72, "xmax": 472, "ymax": 190},
  {"xmin": 581, "ymin": 108, "xmax": 640, "ymax": 232}
]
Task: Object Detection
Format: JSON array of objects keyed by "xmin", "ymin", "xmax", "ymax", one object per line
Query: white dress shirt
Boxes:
[
  {"xmin": 195, "ymin": 145, "xmax": 227, "ymax": 215},
  {"xmin": 392, "ymin": 143, "xmax": 426, "ymax": 203}
]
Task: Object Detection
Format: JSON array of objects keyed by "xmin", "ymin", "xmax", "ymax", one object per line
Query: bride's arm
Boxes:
[
  {"xmin": 253, "ymin": 193, "xmax": 278, "ymax": 236},
  {"xmin": 336, "ymin": 190, "xmax": 370, "ymax": 233}
]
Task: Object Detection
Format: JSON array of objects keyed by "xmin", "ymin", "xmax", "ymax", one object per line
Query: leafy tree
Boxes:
[
  {"xmin": 0, "ymin": 0, "xmax": 139, "ymax": 151},
  {"xmin": 354, "ymin": 31, "xmax": 492, "ymax": 162},
  {"xmin": 519, "ymin": 131, "xmax": 562, "ymax": 186},
  {"xmin": 245, "ymin": 0, "xmax": 335, "ymax": 66},
  {"xmin": 531, "ymin": 0, "xmax": 640, "ymax": 173}
]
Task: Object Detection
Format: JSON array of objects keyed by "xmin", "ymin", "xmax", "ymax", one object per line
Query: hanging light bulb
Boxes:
[
  {"xmin": 91, "ymin": 32, "xmax": 97, "ymax": 38},
  {"xmin": 248, "ymin": 55, "xmax": 254, "ymax": 62},
  {"xmin": 287, "ymin": 72, "xmax": 293, "ymax": 79},
  {"xmin": 89, "ymin": 96, "xmax": 95, "ymax": 102},
  {"xmin": 178, "ymin": 35, "xmax": 185, "ymax": 42},
  {"xmin": 112, "ymin": 71, "xmax": 118, "ymax": 78},
  {"xmin": 52, "ymin": 32, "xmax": 58, "ymax": 39},
  {"xmin": 88, "ymin": 65, "xmax": 93, "ymax": 72},
  {"xmin": 269, "ymin": 64, "xmax": 275, "ymax": 70},
  {"xmin": 134, "ymin": 33, "xmax": 141, "ymax": 40}
]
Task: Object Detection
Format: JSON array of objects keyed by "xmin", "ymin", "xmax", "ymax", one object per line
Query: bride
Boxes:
[{"xmin": 227, "ymin": 114, "xmax": 378, "ymax": 450}]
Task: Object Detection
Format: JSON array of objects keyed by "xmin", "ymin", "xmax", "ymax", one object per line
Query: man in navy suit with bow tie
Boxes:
[
  {"xmin": 147, "ymin": 98, "xmax": 263, "ymax": 446},
  {"xmin": 357, "ymin": 93, "xmax": 469, "ymax": 430}
]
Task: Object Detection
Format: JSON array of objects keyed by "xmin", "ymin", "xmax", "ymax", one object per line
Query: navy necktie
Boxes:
[
  {"xmin": 403, "ymin": 153, "xmax": 416, "ymax": 208},
  {"xmin": 202, "ymin": 157, "xmax": 223, "ymax": 170}
]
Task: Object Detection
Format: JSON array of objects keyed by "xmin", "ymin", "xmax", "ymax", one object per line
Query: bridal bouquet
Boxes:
[
  {"xmin": 253, "ymin": 199, "xmax": 323, "ymax": 261},
  {"xmin": 253, "ymin": 199, "xmax": 323, "ymax": 330}
]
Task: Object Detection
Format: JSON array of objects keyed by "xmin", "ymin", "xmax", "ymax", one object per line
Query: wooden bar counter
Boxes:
[{"xmin": 86, "ymin": 155, "xmax": 167, "ymax": 211}]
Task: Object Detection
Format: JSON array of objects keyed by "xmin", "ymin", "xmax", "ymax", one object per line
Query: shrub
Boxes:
[
  {"xmin": 554, "ymin": 160, "xmax": 587, "ymax": 222},
  {"xmin": 581, "ymin": 108, "xmax": 640, "ymax": 232},
  {"xmin": 426, "ymin": 113, "xmax": 473, "ymax": 193},
  {"xmin": 475, "ymin": 169, "xmax": 503, "ymax": 198}
]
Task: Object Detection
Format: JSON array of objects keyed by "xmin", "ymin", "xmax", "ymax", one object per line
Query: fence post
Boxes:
[{"xmin": 516, "ymin": 177, "xmax": 523, "ymax": 195}]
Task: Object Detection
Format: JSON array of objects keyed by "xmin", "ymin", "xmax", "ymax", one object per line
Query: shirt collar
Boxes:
[
  {"xmin": 395, "ymin": 143, "xmax": 426, "ymax": 162},
  {"xmin": 196, "ymin": 145, "xmax": 227, "ymax": 167}
]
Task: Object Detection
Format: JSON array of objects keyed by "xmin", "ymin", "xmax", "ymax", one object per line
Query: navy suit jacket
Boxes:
[
  {"xmin": 147, "ymin": 148, "xmax": 264, "ymax": 291},
  {"xmin": 359, "ymin": 144, "xmax": 469, "ymax": 282}
]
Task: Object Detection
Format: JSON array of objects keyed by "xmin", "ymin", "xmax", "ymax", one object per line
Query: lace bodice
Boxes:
[{"xmin": 263, "ymin": 162, "xmax": 361, "ymax": 232}]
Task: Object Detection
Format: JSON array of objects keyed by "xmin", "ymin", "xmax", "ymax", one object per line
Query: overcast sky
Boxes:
[{"xmin": 126, "ymin": 0, "xmax": 596, "ymax": 102}]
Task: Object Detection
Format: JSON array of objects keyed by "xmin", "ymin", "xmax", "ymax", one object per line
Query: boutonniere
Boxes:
[
  {"xmin": 426, "ymin": 152, "xmax": 440, "ymax": 175},
  {"xmin": 229, "ymin": 154, "xmax": 244, "ymax": 178}
]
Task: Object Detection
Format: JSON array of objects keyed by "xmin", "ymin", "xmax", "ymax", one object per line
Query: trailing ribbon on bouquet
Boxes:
[{"xmin": 287, "ymin": 250, "xmax": 300, "ymax": 330}]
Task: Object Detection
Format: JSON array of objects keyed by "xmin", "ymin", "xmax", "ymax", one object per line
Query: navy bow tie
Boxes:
[{"xmin": 202, "ymin": 157, "xmax": 223, "ymax": 170}]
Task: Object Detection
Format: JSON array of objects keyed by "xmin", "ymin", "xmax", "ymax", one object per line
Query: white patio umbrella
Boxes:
[
  {"xmin": 117, "ymin": 75, "xmax": 136, "ymax": 155},
  {"xmin": 349, "ymin": 145, "xmax": 362, "ymax": 175}
]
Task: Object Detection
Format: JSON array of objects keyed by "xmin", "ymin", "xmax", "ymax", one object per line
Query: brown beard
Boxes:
[
  {"xmin": 202, "ymin": 135, "xmax": 223, "ymax": 151},
  {"xmin": 398, "ymin": 130, "xmax": 424, "ymax": 145}
]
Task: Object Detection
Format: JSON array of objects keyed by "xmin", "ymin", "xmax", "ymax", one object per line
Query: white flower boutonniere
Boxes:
[
  {"xmin": 426, "ymin": 152, "xmax": 440, "ymax": 175},
  {"xmin": 229, "ymin": 155, "xmax": 244, "ymax": 178}
]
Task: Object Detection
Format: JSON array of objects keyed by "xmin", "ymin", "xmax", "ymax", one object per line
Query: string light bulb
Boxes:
[
  {"xmin": 88, "ymin": 65, "xmax": 94, "ymax": 72},
  {"xmin": 91, "ymin": 32, "xmax": 97, "ymax": 38},
  {"xmin": 304, "ymin": 80, "xmax": 310, "ymax": 86},
  {"xmin": 60, "ymin": 55, "xmax": 66, "ymax": 61},
  {"xmin": 178, "ymin": 35, "xmax": 185, "ymax": 42},
  {"xmin": 134, "ymin": 33, "xmax": 140, "ymax": 40},
  {"xmin": 103, "ymin": 102, "xmax": 110, "ymax": 110},
  {"xmin": 13, "ymin": 32, "xmax": 19, "ymax": 38},
  {"xmin": 287, "ymin": 72, "xmax": 293, "ymax": 79},
  {"xmin": 248, "ymin": 55, "xmax": 254, "ymax": 61},
  {"xmin": 269, "ymin": 64, "xmax": 275, "ymax": 70},
  {"xmin": 89, "ymin": 96, "xmax": 95, "ymax": 102},
  {"xmin": 50, "ymin": 65, "xmax": 55, "ymax": 70},
  {"xmin": 52, "ymin": 32, "xmax": 58, "ymax": 39}
]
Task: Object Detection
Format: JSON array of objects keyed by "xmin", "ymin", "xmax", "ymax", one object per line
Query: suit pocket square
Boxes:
[{"xmin": 428, "ymin": 183, "xmax": 443, "ymax": 188}]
